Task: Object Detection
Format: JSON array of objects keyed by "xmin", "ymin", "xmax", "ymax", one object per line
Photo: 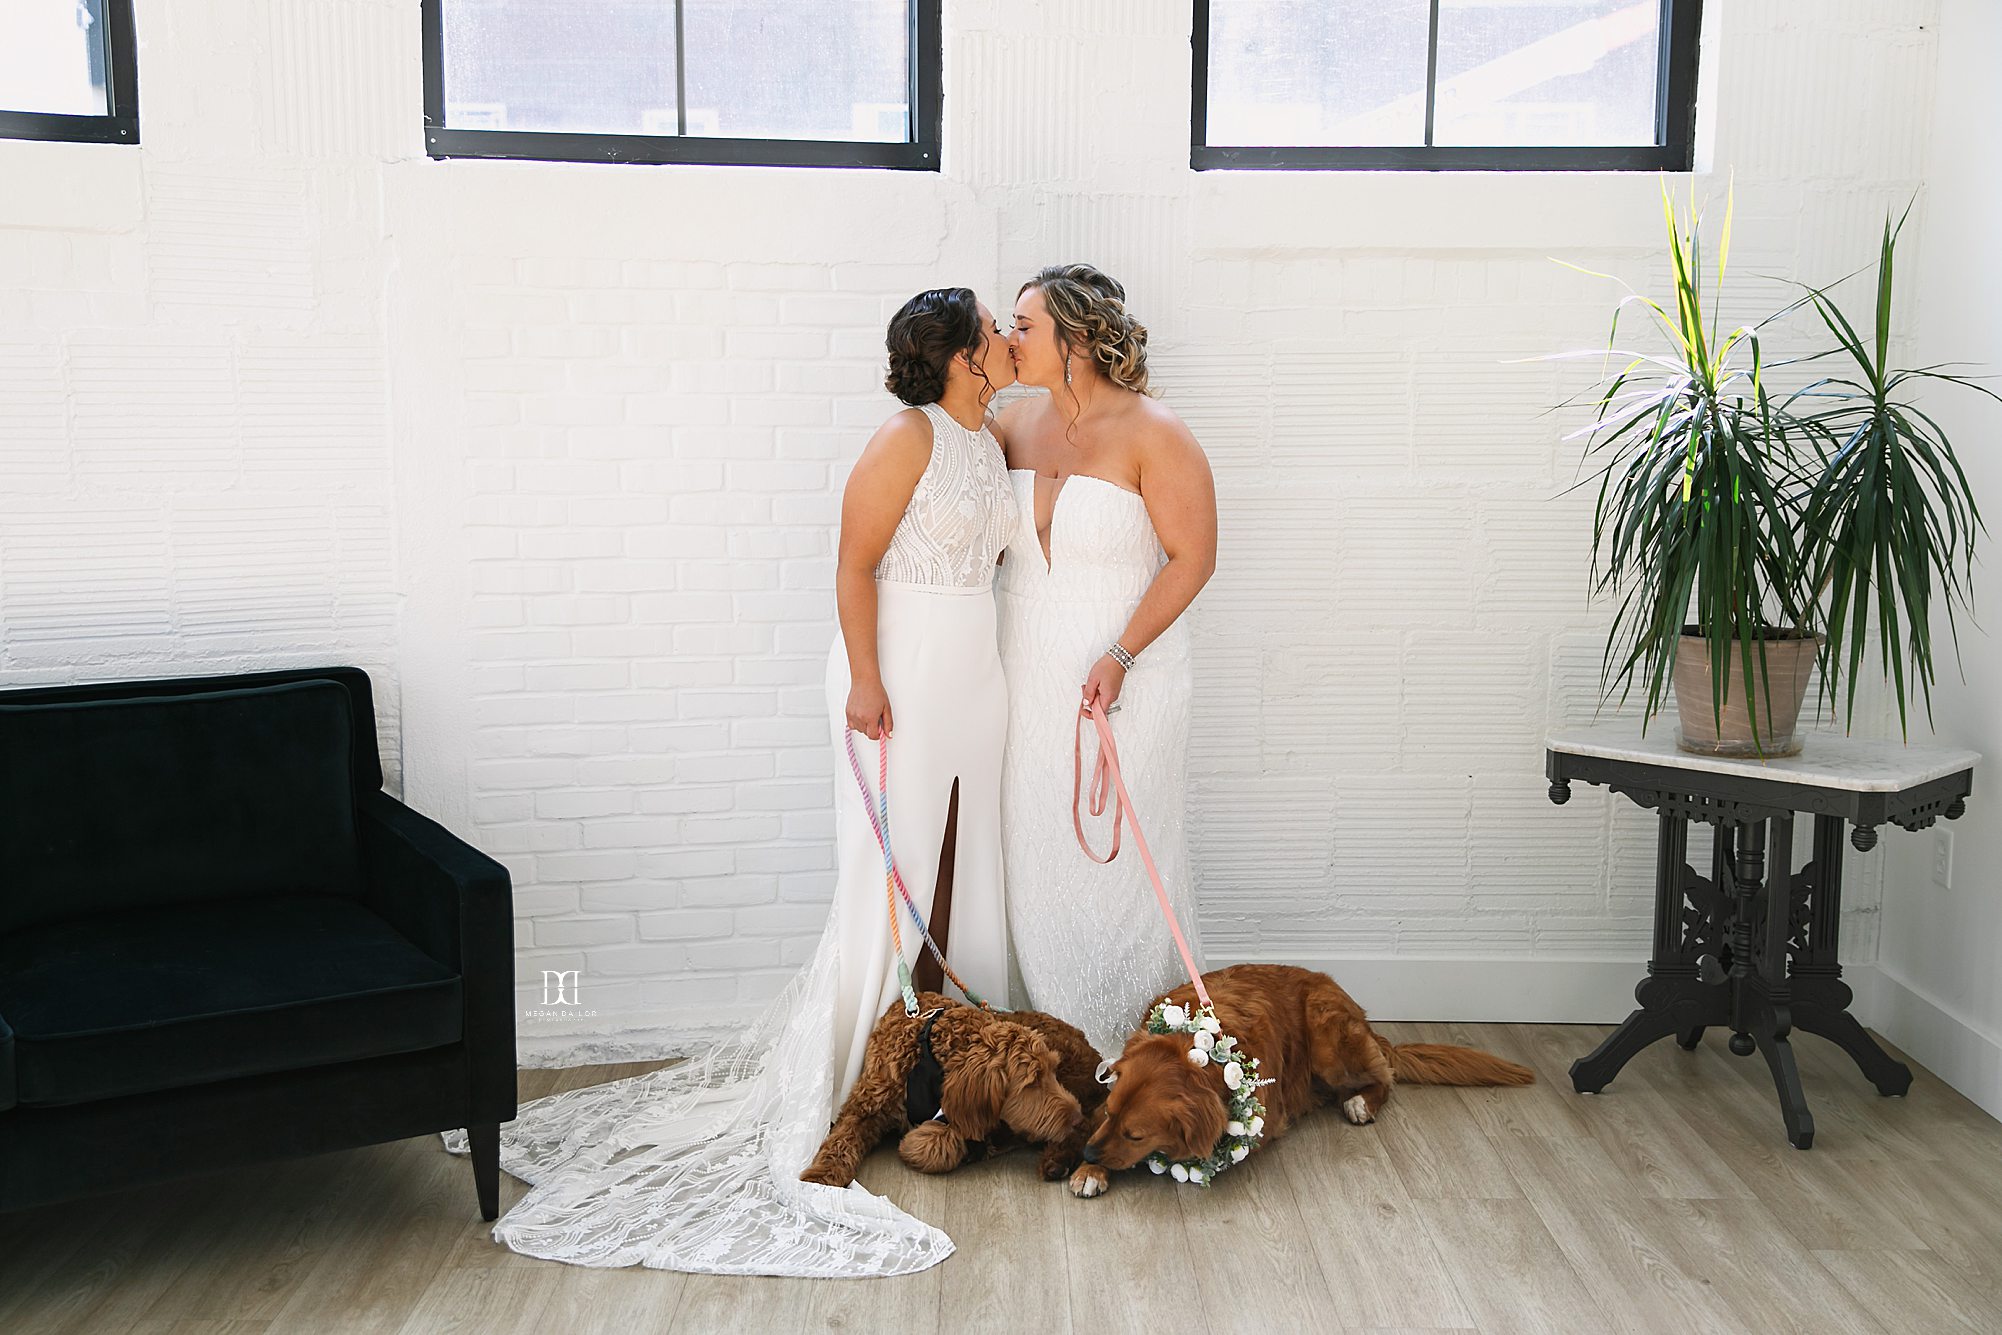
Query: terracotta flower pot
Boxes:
[{"xmin": 1671, "ymin": 626, "xmax": 1821, "ymax": 758}]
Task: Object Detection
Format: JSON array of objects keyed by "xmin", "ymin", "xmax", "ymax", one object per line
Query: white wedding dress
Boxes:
[
  {"xmin": 996, "ymin": 468, "xmax": 1206, "ymax": 1060},
  {"xmin": 442, "ymin": 400, "xmax": 1016, "ymax": 1276}
]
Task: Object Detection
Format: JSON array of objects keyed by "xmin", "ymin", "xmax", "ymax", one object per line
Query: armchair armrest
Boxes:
[
  {"xmin": 0, "ymin": 1010, "xmax": 14, "ymax": 1114},
  {"xmin": 358, "ymin": 789, "xmax": 516, "ymax": 1122}
]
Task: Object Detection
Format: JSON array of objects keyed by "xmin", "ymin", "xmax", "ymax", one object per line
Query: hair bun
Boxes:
[
  {"xmin": 883, "ymin": 287, "xmax": 984, "ymax": 407},
  {"xmin": 884, "ymin": 358, "xmax": 947, "ymax": 407}
]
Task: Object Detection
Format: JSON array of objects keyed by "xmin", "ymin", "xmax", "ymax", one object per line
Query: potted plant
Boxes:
[{"xmin": 1554, "ymin": 184, "xmax": 1991, "ymax": 758}]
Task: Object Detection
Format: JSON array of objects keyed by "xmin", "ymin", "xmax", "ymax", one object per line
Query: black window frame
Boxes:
[
  {"xmin": 0, "ymin": 0, "xmax": 140, "ymax": 146},
  {"xmin": 420, "ymin": 0, "xmax": 942, "ymax": 169},
  {"xmin": 1191, "ymin": 0, "xmax": 1702, "ymax": 172}
]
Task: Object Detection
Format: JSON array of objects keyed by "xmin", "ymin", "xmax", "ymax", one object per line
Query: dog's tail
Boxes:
[{"xmin": 1386, "ymin": 1042, "xmax": 1535, "ymax": 1086}]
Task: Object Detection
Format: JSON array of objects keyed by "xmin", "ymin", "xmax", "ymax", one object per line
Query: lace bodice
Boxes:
[{"xmin": 873, "ymin": 402, "xmax": 1017, "ymax": 589}]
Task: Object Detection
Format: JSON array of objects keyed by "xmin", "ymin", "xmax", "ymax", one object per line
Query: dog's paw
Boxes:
[
  {"xmin": 1341, "ymin": 1095, "xmax": 1375, "ymax": 1125},
  {"xmin": 897, "ymin": 1121, "xmax": 968, "ymax": 1175},
  {"xmin": 1068, "ymin": 1164, "xmax": 1110, "ymax": 1198},
  {"xmin": 800, "ymin": 1162, "xmax": 852, "ymax": 1187},
  {"xmin": 1038, "ymin": 1141, "xmax": 1084, "ymax": 1181}
]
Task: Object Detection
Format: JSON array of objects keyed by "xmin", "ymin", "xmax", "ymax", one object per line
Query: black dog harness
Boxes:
[
  {"xmin": 904, "ymin": 1007, "xmax": 993, "ymax": 1159},
  {"xmin": 904, "ymin": 1008, "xmax": 949, "ymax": 1125}
]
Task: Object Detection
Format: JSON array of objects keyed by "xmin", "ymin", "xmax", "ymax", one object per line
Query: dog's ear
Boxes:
[
  {"xmin": 940, "ymin": 1043, "xmax": 1008, "ymax": 1139},
  {"xmin": 1166, "ymin": 1085, "xmax": 1231, "ymax": 1160}
]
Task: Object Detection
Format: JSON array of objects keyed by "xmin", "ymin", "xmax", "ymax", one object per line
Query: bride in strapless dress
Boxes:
[{"xmin": 994, "ymin": 264, "xmax": 1219, "ymax": 1060}]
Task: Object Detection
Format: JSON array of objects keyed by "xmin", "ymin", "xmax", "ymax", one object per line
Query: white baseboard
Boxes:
[
  {"xmin": 510, "ymin": 961, "xmax": 2002, "ymax": 1123},
  {"xmin": 511, "ymin": 957, "xmax": 1651, "ymax": 1069},
  {"xmin": 1848, "ymin": 962, "xmax": 2002, "ymax": 1123},
  {"xmin": 1217, "ymin": 954, "xmax": 1649, "ymax": 1024}
]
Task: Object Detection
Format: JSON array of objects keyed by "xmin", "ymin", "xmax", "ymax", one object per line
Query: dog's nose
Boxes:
[{"xmin": 1081, "ymin": 1143, "xmax": 1101, "ymax": 1164}]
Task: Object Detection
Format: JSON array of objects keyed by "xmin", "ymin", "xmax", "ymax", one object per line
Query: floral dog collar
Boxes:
[{"xmin": 1139, "ymin": 999, "xmax": 1270, "ymax": 1186}]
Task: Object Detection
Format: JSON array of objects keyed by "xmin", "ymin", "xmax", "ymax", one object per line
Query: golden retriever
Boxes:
[{"xmin": 1071, "ymin": 963, "xmax": 1533, "ymax": 1196}]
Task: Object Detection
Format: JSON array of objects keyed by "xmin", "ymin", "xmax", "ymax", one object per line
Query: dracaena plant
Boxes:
[
  {"xmin": 1552, "ymin": 184, "xmax": 1992, "ymax": 745},
  {"xmin": 1785, "ymin": 202, "xmax": 1991, "ymax": 740},
  {"xmin": 1553, "ymin": 182, "xmax": 1820, "ymax": 747}
]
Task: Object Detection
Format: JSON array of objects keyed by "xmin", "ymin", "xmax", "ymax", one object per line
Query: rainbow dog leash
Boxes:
[{"xmin": 843, "ymin": 727, "xmax": 999, "ymax": 1016}]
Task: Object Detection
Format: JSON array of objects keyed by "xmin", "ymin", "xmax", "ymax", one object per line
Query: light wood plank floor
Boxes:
[{"xmin": 3, "ymin": 1023, "xmax": 1999, "ymax": 1334}]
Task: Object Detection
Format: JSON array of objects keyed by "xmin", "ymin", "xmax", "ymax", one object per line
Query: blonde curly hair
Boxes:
[{"xmin": 1018, "ymin": 263, "xmax": 1152, "ymax": 397}]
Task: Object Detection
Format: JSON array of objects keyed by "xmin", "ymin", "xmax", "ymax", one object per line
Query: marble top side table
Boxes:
[{"xmin": 1545, "ymin": 722, "xmax": 1980, "ymax": 1150}]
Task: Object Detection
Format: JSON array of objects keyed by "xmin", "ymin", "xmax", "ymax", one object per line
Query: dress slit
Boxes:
[{"xmin": 913, "ymin": 775, "xmax": 960, "ymax": 995}]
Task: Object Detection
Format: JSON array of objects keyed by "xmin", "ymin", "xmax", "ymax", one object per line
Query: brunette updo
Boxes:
[
  {"xmin": 1019, "ymin": 262, "xmax": 1151, "ymax": 396},
  {"xmin": 884, "ymin": 287, "xmax": 984, "ymax": 406}
]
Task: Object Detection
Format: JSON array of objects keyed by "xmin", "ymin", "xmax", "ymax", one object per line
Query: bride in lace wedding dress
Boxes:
[
  {"xmin": 442, "ymin": 289, "xmax": 1020, "ymax": 1276},
  {"xmin": 995, "ymin": 264, "xmax": 1220, "ymax": 1060}
]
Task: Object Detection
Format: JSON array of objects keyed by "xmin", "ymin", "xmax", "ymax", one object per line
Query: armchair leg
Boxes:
[{"xmin": 468, "ymin": 1122, "xmax": 500, "ymax": 1220}]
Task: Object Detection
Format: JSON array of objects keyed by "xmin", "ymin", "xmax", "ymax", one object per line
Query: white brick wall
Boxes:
[{"xmin": 1, "ymin": 0, "xmax": 1942, "ymax": 1052}]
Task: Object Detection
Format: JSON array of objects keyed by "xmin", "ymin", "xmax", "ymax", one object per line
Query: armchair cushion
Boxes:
[{"xmin": 0, "ymin": 894, "xmax": 460, "ymax": 1108}]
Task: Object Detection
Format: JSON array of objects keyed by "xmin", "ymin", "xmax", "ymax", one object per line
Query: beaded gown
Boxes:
[
  {"xmin": 995, "ymin": 467, "xmax": 1206, "ymax": 1061},
  {"xmin": 441, "ymin": 400, "xmax": 1016, "ymax": 1277}
]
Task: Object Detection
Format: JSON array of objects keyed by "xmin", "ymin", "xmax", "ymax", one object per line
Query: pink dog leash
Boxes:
[{"xmin": 1073, "ymin": 698, "xmax": 1212, "ymax": 1012}]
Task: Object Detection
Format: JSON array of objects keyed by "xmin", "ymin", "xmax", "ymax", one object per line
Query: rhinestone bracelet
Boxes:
[{"xmin": 1106, "ymin": 641, "xmax": 1136, "ymax": 671}]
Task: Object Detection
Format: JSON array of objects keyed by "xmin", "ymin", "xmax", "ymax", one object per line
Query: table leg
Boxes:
[
  {"xmin": 1791, "ymin": 813, "xmax": 1914, "ymax": 1097},
  {"xmin": 1793, "ymin": 997, "xmax": 1914, "ymax": 1097},
  {"xmin": 1571, "ymin": 810, "xmax": 1727, "ymax": 1093},
  {"xmin": 1745, "ymin": 812, "xmax": 1815, "ymax": 1148},
  {"xmin": 1752, "ymin": 996, "xmax": 1816, "ymax": 1149},
  {"xmin": 1572, "ymin": 989, "xmax": 1717, "ymax": 1093}
]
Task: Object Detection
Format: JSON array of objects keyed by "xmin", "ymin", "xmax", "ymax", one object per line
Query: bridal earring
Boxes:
[{"xmin": 1064, "ymin": 355, "xmax": 1072, "ymax": 386}]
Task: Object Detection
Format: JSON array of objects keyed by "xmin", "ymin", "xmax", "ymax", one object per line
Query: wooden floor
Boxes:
[{"xmin": 3, "ymin": 1022, "xmax": 2000, "ymax": 1334}]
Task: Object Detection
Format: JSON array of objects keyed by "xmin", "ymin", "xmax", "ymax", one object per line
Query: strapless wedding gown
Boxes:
[
  {"xmin": 441, "ymin": 400, "xmax": 1016, "ymax": 1277},
  {"xmin": 996, "ymin": 468, "xmax": 1206, "ymax": 1060}
]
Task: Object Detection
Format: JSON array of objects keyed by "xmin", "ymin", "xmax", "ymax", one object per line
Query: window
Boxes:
[
  {"xmin": 0, "ymin": 0, "xmax": 139, "ymax": 145},
  {"xmin": 1192, "ymin": 0, "xmax": 1702, "ymax": 171},
  {"xmin": 421, "ymin": 0, "xmax": 941, "ymax": 168}
]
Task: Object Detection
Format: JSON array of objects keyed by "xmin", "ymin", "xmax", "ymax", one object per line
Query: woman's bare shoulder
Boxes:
[
  {"xmin": 871, "ymin": 405, "xmax": 933, "ymax": 450},
  {"xmin": 1130, "ymin": 394, "xmax": 1203, "ymax": 458},
  {"xmin": 851, "ymin": 406, "xmax": 934, "ymax": 480},
  {"xmin": 996, "ymin": 394, "xmax": 1047, "ymax": 432},
  {"xmin": 995, "ymin": 394, "xmax": 1047, "ymax": 464}
]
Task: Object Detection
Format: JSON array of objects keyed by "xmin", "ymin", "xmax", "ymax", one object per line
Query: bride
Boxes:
[
  {"xmin": 443, "ymin": 287, "xmax": 1020, "ymax": 1276},
  {"xmin": 995, "ymin": 263, "xmax": 1218, "ymax": 1060}
]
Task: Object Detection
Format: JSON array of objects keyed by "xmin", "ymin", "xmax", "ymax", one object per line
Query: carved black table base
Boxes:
[{"xmin": 1546, "ymin": 737, "xmax": 1975, "ymax": 1150}]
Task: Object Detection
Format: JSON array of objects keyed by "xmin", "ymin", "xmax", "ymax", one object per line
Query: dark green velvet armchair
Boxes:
[{"xmin": 0, "ymin": 666, "xmax": 516, "ymax": 1218}]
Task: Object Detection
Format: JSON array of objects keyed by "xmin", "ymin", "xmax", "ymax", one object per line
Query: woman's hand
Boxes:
[
  {"xmin": 1081, "ymin": 655, "xmax": 1127, "ymax": 714},
  {"xmin": 847, "ymin": 677, "xmax": 894, "ymax": 740}
]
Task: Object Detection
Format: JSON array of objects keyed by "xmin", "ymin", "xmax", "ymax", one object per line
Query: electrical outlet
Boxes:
[{"xmin": 1932, "ymin": 827, "xmax": 1954, "ymax": 887}]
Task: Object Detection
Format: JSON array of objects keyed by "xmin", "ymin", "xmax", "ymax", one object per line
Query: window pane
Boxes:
[
  {"xmin": 441, "ymin": 0, "xmax": 679, "ymax": 134},
  {"xmin": 0, "ymin": 0, "xmax": 110, "ymax": 117},
  {"xmin": 683, "ymin": 0, "xmax": 909, "ymax": 142},
  {"xmin": 1205, "ymin": 0, "xmax": 1433, "ymax": 147},
  {"xmin": 1433, "ymin": 0, "xmax": 1661, "ymax": 147}
]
